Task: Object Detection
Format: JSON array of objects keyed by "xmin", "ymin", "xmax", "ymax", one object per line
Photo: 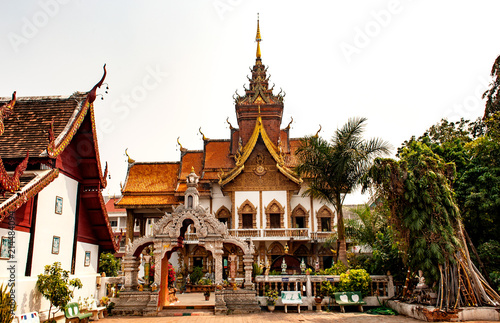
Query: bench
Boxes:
[
  {"xmin": 15, "ymin": 312, "xmax": 40, "ymax": 323},
  {"xmin": 281, "ymin": 291, "xmax": 303, "ymax": 313},
  {"xmin": 333, "ymin": 291, "xmax": 366, "ymax": 313},
  {"xmin": 64, "ymin": 302, "xmax": 92, "ymax": 323},
  {"xmin": 88, "ymin": 299, "xmax": 106, "ymax": 320}
]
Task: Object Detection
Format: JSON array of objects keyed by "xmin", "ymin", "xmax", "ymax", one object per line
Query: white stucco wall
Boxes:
[
  {"xmin": 0, "ymin": 173, "xmax": 104, "ymax": 317},
  {"xmin": 75, "ymin": 242, "xmax": 99, "ymax": 275},
  {"xmin": 31, "ymin": 173, "xmax": 78, "ymax": 276}
]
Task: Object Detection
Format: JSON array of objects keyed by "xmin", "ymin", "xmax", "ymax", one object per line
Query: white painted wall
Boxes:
[
  {"xmin": 75, "ymin": 242, "xmax": 99, "ymax": 275},
  {"xmin": 0, "ymin": 228, "xmax": 30, "ymax": 278},
  {"xmin": 31, "ymin": 173, "xmax": 78, "ymax": 276}
]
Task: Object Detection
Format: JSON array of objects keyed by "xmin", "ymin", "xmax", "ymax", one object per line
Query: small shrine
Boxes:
[{"xmin": 115, "ymin": 168, "xmax": 260, "ymax": 315}]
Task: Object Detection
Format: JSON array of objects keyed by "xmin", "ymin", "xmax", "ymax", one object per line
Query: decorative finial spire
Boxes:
[{"xmin": 256, "ymin": 13, "xmax": 262, "ymax": 59}]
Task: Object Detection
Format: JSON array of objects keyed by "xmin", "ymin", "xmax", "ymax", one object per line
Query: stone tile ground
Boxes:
[{"xmin": 98, "ymin": 312, "xmax": 486, "ymax": 323}]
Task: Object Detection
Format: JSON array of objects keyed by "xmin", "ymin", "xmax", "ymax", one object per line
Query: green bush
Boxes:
[
  {"xmin": 338, "ymin": 269, "xmax": 372, "ymax": 297},
  {"xmin": 318, "ymin": 262, "xmax": 348, "ymax": 275},
  {"xmin": 0, "ymin": 284, "xmax": 15, "ymax": 323},
  {"xmin": 99, "ymin": 253, "xmax": 121, "ymax": 277},
  {"xmin": 320, "ymin": 281, "xmax": 337, "ymax": 297},
  {"xmin": 198, "ymin": 278, "xmax": 212, "ymax": 285},
  {"xmin": 190, "ymin": 266, "xmax": 204, "ymax": 284}
]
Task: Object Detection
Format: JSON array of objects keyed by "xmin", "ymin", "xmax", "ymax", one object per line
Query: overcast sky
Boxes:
[{"xmin": 2, "ymin": 1, "xmax": 500, "ymax": 203}]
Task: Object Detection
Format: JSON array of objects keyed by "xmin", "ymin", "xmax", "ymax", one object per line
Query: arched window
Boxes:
[
  {"xmin": 265, "ymin": 199, "xmax": 285, "ymax": 229},
  {"xmin": 216, "ymin": 206, "xmax": 232, "ymax": 229},
  {"xmin": 292, "ymin": 204, "xmax": 309, "ymax": 229},
  {"xmin": 237, "ymin": 200, "xmax": 257, "ymax": 229},
  {"xmin": 317, "ymin": 205, "xmax": 334, "ymax": 232}
]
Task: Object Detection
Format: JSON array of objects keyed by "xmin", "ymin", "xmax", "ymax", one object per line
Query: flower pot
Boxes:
[
  {"xmin": 205, "ymin": 295, "xmax": 210, "ymax": 301},
  {"xmin": 267, "ymin": 305, "xmax": 275, "ymax": 312}
]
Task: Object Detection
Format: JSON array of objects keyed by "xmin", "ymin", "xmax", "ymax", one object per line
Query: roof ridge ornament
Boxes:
[
  {"xmin": 87, "ymin": 64, "xmax": 107, "ymax": 104},
  {"xmin": 256, "ymin": 13, "xmax": 262, "ymax": 59},
  {"xmin": 0, "ymin": 91, "xmax": 16, "ymax": 136},
  {"xmin": 125, "ymin": 148, "xmax": 135, "ymax": 164},
  {"xmin": 199, "ymin": 127, "xmax": 209, "ymax": 141},
  {"xmin": 314, "ymin": 124, "xmax": 322, "ymax": 138}
]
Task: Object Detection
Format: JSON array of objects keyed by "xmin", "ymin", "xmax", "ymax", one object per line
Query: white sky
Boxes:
[{"xmin": 2, "ymin": 1, "xmax": 500, "ymax": 203}]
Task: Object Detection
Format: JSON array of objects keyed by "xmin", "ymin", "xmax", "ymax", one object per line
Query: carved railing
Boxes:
[
  {"xmin": 263, "ymin": 228, "xmax": 309, "ymax": 238},
  {"xmin": 255, "ymin": 274, "xmax": 394, "ymax": 299},
  {"xmin": 182, "ymin": 229, "xmax": 335, "ymax": 240},
  {"xmin": 310, "ymin": 231, "xmax": 336, "ymax": 241},
  {"xmin": 227, "ymin": 229, "xmax": 260, "ymax": 237}
]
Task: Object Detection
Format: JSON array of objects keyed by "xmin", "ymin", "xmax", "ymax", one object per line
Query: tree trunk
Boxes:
[{"xmin": 336, "ymin": 197, "xmax": 348, "ymax": 266}]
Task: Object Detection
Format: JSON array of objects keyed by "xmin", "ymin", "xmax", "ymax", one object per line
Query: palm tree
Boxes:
[
  {"xmin": 345, "ymin": 204, "xmax": 385, "ymax": 248},
  {"xmin": 295, "ymin": 117, "xmax": 391, "ymax": 265}
]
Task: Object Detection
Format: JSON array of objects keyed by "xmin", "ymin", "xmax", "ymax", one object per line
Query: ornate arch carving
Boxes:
[
  {"xmin": 216, "ymin": 205, "xmax": 232, "ymax": 228},
  {"xmin": 317, "ymin": 205, "xmax": 334, "ymax": 232},
  {"xmin": 268, "ymin": 241, "xmax": 284, "ymax": 255},
  {"xmin": 237, "ymin": 199, "xmax": 257, "ymax": 229},
  {"xmin": 265, "ymin": 199, "xmax": 285, "ymax": 229},
  {"xmin": 293, "ymin": 244, "xmax": 310, "ymax": 256},
  {"xmin": 291, "ymin": 204, "xmax": 309, "ymax": 229}
]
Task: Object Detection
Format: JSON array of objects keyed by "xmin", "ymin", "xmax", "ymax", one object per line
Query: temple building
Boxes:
[
  {"xmin": 0, "ymin": 66, "xmax": 117, "ymax": 318},
  {"xmin": 116, "ymin": 20, "xmax": 354, "ymax": 278}
]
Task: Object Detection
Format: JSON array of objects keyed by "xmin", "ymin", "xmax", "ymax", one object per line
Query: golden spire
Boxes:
[{"xmin": 256, "ymin": 13, "xmax": 262, "ymax": 59}]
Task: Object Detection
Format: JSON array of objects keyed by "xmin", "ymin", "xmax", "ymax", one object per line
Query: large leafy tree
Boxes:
[
  {"xmin": 295, "ymin": 117, "xmax": 390, "ymax": 265},
  {"xmin": 364, "ymin": 141, "xmax": 500, "ymax": 308},
  {"xmin": 483, "ymin": 54, "xmax": 500, "ymax": 119}
]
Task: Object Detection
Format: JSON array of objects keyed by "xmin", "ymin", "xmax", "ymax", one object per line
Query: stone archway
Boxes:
[{"xmin": 117, "ymin": 169, "xmax": 256, "ymax": 316}]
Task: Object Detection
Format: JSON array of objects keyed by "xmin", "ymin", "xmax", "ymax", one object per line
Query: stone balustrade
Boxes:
[{"xmin": 254, "ymin": 274, "xmax": 394, "ymax": 309}]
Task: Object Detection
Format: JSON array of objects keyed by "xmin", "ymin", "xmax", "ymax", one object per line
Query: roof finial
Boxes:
[{"xmin": 256, "ymin": 13, "xmax": 262, "ymax": 59}]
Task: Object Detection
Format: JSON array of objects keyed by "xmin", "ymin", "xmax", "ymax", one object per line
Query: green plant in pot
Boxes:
[{"xmin": 264, "ymin": 288, "xmax": 279, "ymax": 311}]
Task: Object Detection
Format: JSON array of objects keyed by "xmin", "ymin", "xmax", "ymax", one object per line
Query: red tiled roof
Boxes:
[
  {"xmin": 116, "ymin": 195, "xmax": 180, "ymax": 208},
  {"xmin": 203, "ymin": 141, "xmax": 234, "ymax": 170},
  {"xmin": 180, "ymin": 151, "xmax": 203, "ymax": 179},
  {"xmin": 105, "ymin": 197, "xmax": 124, "ymax": 213},
  {"xmin": 122, "ymin": 162, "xmax": 180, "ymax": 193},
  {"xmin": 0, "ymin": 93, "xmax": 87, "ymax": 158}
]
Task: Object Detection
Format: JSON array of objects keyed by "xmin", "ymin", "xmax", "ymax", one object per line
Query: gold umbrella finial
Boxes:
[{"xmin": 256, "ymin": 13, "xmax": 262, "ymax": 59}]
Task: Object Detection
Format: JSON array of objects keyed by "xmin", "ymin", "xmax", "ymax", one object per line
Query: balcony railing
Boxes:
[{"xmin": 183, "ymin": 229, "xmax": 334, "ymax": 241}]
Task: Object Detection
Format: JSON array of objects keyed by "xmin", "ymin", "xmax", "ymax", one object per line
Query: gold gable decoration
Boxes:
[{"xmin": 219, "ymin": 113, "xmax": 302, "ymax": 186}]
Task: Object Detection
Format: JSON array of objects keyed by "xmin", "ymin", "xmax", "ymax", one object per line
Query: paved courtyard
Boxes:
[{"xmin": 99, "ymin": 312, "xmax": 422, "ymax": 323}]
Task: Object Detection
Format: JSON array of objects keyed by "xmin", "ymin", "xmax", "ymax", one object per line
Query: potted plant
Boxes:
[
  {"xmin": 100, "ymin": 296, "xmax": 110, "ymax": 317},
  {"xmin": 264, "ymin": 288, "xmax": 278, "ymax": 312},
  {"xmin": 204, "ymin": 290, "xmax": 210, "ymax": 301}
]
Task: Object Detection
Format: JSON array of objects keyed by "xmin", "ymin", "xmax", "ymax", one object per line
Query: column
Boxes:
[
  {"xmin": 243, "ymin": 254, "xmax": 254, "ymax": 289},
  {"xmin": 123, "ymin": 255, "xmax": 140, "ymax": 290},
  {"xmin": 126, "ymin": 209, "xmax": 135, "ymax": 243},
  {"xmin": 213, "ymin": 251, "xmax": 223, "ymax": 285}
]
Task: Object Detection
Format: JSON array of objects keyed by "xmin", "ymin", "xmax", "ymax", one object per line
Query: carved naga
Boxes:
[{"xmin": 0, "ymin": 91, "xmax": 29, "ymax": 196}]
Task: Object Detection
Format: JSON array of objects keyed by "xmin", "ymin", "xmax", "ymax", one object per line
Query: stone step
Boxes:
[{"xmin": 158, "ymin": 307, "xmax": 214, "ymax": 316}]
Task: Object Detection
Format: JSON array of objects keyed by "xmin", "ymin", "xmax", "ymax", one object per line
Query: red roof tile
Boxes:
[
  {"xmin": 180, "ymin": 151, "xmax": 203, "ymax": 179},
  {"xmin": 203, "ymin": 141, "xmax": 234, "ymax": 170},
  {"xmin": 122, "ymin": 162, "xmax": 179, "ymax": 193},
  {"xmin": 0, "ymin": 93, "xmax": 87, "ymax": 158}
]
